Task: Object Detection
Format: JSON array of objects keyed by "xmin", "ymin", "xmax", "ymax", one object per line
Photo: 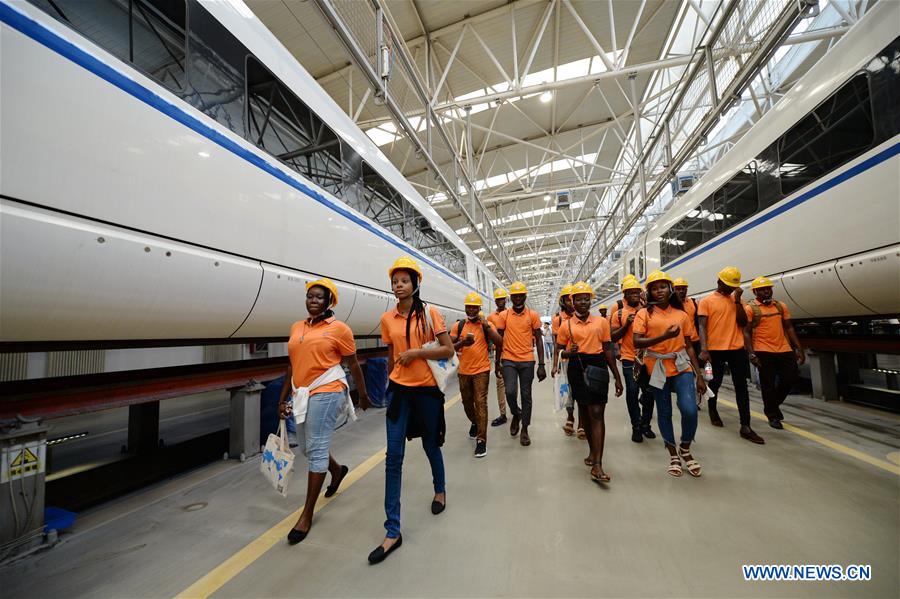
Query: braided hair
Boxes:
[{"xmin": 401, "ymin": 270, "xmax": 429, "ymax": 345}]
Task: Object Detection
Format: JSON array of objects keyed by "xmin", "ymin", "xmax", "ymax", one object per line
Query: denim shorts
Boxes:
[{"xmin": 303, "ymin": 390, "xmax": 345, "ymax": 472}]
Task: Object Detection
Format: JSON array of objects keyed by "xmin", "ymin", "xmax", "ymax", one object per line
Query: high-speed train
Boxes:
[
  {"xmin": 596, "ymin": 0, "xmax": 899, "ymax": 321},
  {"xmin": 0, "ymin": 0, "xmax": 499, "ymax": 348}
]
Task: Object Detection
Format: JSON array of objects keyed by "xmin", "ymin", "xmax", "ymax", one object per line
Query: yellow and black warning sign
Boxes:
[{"xmin": 1, "ymin": 442, "xmax": 46, "ymax": 483}]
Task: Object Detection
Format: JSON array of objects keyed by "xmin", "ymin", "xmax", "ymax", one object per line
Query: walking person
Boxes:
[
  {"xmin": 598, "ymin": 304, "xmax": 609, "ymax": 319},
  {"xmin": 487, "ymin": 289, "xmax": 509, "ymax": 427},
  {"xmin": 742, "ymin": 276, "xmax": 805, "ymax": 429},
  {"xmin": 496, "ymin": 281, "xmax": 547, "ymax": 446},
  {"xmin": 451, "ymin": 292, "xmax": 503, "ymax": 457},
  {"xmin": 278, "ymin": 278, "xmax": 370, "ymax": 545},
  {"xmin": 553, "ymin": 282, "xmax": 623, "ymax": 482},
  {"xmin": 698, "ymin": 267, "xmax": 765, "ymax": 444},
  {"xmin": 542, "ymin": 323, "xmax": 554, "ymax": 359},
  {"xmin": 610, "ymin": 275, "xmax": 656, "ymax": 443},
  {"xmin": 673, "ymin": 277, "xmax": 701, "ymax": 356},
  {"xmin": 633, "ymin": 271, "xmax": 707, "ymax": 477},
  {"xmin": 368, "ymin": 257, "xmax": 455, "ymax": 564},
  {"xmin": 551, "ymin": 284, "xmax": 578, "ymax": 436}
]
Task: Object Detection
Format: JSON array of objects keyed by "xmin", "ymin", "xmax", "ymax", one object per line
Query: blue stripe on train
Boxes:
[{"xmin": 0, "ymin": 2, "xmax": 477, "ymax": 293}]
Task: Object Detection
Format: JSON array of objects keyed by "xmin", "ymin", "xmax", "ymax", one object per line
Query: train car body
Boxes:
[
  {"xmin": 0, "ymin": 0, "xmax": 499, "ymax": 346},
  {"xmin": 596, "ymin": 0, "xmax": 899, "ymax": 319}
]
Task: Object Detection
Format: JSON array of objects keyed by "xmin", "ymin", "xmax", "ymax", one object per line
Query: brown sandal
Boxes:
[
  {"xmin": 590, "ymin": 464, "xmax": 611, "ymax": 483},
  {"xmin": 576, "ymin": 428, "xmax": 586, "ymax": 439}
]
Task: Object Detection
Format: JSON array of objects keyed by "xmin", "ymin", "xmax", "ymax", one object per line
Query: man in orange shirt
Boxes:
[
  {"xmin": 610, "ymin": 275, "xmax": 655, "ymax": 443},
  {"xmin": 673, "ymin": 277, "xmax": 701, "ymax": 356},
  {"xmin": 742, "ymin": 277, "xmax": 805, "ymax": 429},
  {"xmin": 496, "ymin": 281, "xmax": 547, "ymax": 446},
  {"xmin": 698, "ymin": 266, "xmax": 764, "ymax": 444},
  {"xmin": 452, "ymin": 292, "xmax": 503, "ymax": 457},
  {"xmin": 487, "ymin": 289, "xmax": 509, "ymax": 427}
]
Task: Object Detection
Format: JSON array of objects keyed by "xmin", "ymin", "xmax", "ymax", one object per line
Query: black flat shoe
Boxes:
[
  {"xmin": 287, "ymin": 527, "xmax": 308, "ymax": 545},
  {"xmin": 324, "ymin": 465, "xmax": 349, "ymax": 498},
  {"xmin": 368, "ymin": 535, "xmax": 402, "ymax": 564},
  {"xmin": 642, "ymin": 427, "xmax": 656, "ymax": 439},
  {"xmin": 768, "ymin": 419, "xmax": 783, "ymax": 429},
  {"xmin": 431, "ymin": 499, "xmax": 445, "ymax": 515},
  {"xmin": 491, "ymin": 415, "xmax": 507, "ymax": 427}
]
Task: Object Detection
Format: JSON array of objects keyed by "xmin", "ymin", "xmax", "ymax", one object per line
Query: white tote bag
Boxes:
[
  {"xmin": 552, "ymin": 362, "xmax": 570, "ymax": 412},
  {"xmin": 422, "ymin": 307, "xmax": 459, "ymax": 392},
  {"xmin": 260, "ymin": 420, "xmax": 295, "ymax": 497}
]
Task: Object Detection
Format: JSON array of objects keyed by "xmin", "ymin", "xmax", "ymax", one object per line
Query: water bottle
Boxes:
[{"xmin": 704, "ymin": 362, "xmax": 713, "ymax": 381}]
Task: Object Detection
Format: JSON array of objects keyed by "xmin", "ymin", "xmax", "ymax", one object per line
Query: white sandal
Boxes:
[
  {"xmin": 667, "ymin": 455, "xmax": 683, "ymax": 477},
  {"xmin": 678, "ymin": 446, "xmax": 702, "ymax": 477}
]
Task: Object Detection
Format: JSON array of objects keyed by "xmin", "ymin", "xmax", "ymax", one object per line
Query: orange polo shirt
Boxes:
[
  {"xmin": 551, "ymin": 312, "xmax": 572, "ymax": 335},
  {"xmin": 609, "ymin": 303, "xmax": 641, "ymax": 361},
  {"xmin": 288, "ymin": 316, "xmax": 356, "ymax": 394},
  {"xmin": 487, "ymin": 309, "xmax": 506, "ymax": 332},
  {"xmin": 682, "ymin": 297, "xmax": 700, "ymax": 342},
  {"xmin": 497, "ymin": 307, "xmax": 541, "ymax": 362},
  {"xmin": 698, "ymin": 291, "xmax": 745, "ymax": 351},
  {"xmin": 381, "ymin": 305, "xmax": 447, "ymax": 387},
  {"xmin": 454, "ymin": 319, "xmax": 496, "ymax": 375},
  {"xmin": 633, "ymin": 306, "xmax": 695, "ymax": 377},
  {"xmin": 555, "ymin": 314, "xmax": 611, "ymax": 355},
  {"xmin": 744, "ymin": 301, "xmax": 793, "ymax": 353}
]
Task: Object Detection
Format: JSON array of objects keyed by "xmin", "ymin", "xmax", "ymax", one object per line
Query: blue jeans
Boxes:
[
  {"xmin": 384, "ymin": 392, "xmax": 445, "ymax": 538},
  {"xmin": 652, "ymin": 372, "xmax": 698, "ymax": 447},
  {"xmin": 303, "ymin": 390, "xmax": 345, "ymax": 472}
]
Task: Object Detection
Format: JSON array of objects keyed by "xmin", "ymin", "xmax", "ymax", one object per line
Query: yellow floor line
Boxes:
[
  {"xmin": 175, "ymin": 393, "xmax": 461, "ymax": 599},
  {"xmin": 716, "ymin": 398, "xmax": 900, "ymax": 476}
]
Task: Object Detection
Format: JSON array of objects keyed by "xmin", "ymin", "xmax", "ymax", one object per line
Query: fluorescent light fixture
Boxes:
[
  {"xmin": 543, "ymin": 194, "xmax": 552, "ymax": 202},
  {"xmin": 539, "ymin": 90, "xmax": 553, "ymax": 103}
]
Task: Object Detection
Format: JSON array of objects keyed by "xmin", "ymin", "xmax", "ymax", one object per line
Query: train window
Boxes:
[
  {"xmin": 638, "ymin": 251, "xmax": 645, "ymax": 279},
  {"xmin": 245, "ymin": 56, "xmax": 343, "ymax": 197},
  {"xmin": 186, "ymin": 0, "xmax": 246, "ymax": 134},
  {"xmin": 26, "ymin": 0, "xmax": 186, "ymax": 94},
  {"xmin": 867, "ymin": 37, "xmax": 900, "ymax": 144},
  {"xmin": 776, "ymin": 74, "xmax": 875, "ymax": 198},
  {"xmin": 660, "ymin": 163, "xmax": 758, "ymax": 266},
  {"xmin": 629, "ymin": 258, "xmax": 636, "ymax": 276}
]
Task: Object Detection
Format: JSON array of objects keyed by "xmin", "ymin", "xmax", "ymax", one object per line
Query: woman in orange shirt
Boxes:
[
  {"xmin": 277, "ymin": 278, "xmax": 370, "ymax": 545},
  {"xmin": 368, "ymin": 257, "xmax": 455, "ymax": 565},
  {"xmin": 633, "ymin": 271, "xmax": 707, "ymax": 477},
  {"xmin": 553, "ymin": 282, "xmax": 623, "ymax": 483}
]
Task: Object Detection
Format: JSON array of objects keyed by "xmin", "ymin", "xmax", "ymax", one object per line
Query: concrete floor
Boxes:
[{"xmin": 3, "ymin": 376, "xmax": 898, "ymax": 598}]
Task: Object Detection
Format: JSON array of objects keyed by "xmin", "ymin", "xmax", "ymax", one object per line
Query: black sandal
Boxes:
[{"xmin": 324, "ymin": 465, "xmax": 349, "ymax": 498}]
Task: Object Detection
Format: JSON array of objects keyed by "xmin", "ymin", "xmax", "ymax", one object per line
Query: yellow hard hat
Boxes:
[
  {"xmin": 645, "ymin": 270, "xmax": 673, "ymax": 288},
  {"xmin": 389, "ymin": 256, "xmax": 423, "ymax": 282},
  {"xmin": 464, "ymin": 292, "xmax": 484, "ymax": 306},
  {"xmin": 621, "ymin": 277, "xmax": 642, "ymax": 291},
  {"xmin": 673, "ymin": 277, "xmax": 688, "ymax": 288},
  {"xmin": 509, "ymin": 281, "xmax": 528, "ymax": 295},
  {"xmin": 306, "ymin": 278, "xmax": 339, "ymax": 307},
  {"xmin": 598, "ymin": 304, "xmax": 608, "ymax": 310},
  {"xmin": 751, "ymin": 276, "xmax": 774, "ymax": 290},
  {"xmin": 493, "ymin": 287, "xmax": 509, "ymax": 299},
  {"xmin": 717, "ymin": 266, "xmax": 742, "ymax": 288},
  {"xmin": 571, "ymin": 281, "xmax": 594, "ymax": 297},
  {"xmin": 559, "ymin": 284, "xmax": 574, "ymax": 298}
]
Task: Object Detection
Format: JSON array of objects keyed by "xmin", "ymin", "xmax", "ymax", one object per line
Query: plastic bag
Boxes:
[
  {"xmin": 552, "ymin": 365, "xmax": 570, "ymax": 412},
  {"xmin": 260, "ymin": 420, "xmax": 294, "ymax": 497}
]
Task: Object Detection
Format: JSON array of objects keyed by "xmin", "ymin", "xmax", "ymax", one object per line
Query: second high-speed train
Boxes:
[
  {"xmin": 1, "ymin": 0, "xmax": 500, "ymax": 347},
  {"xmin": 596, "ymin": 0, "xmax": 899, "ymax": 321}
]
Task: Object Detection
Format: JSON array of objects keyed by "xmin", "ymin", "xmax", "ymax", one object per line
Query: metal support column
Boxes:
[
  {"xmin": 808, "ymin": 351, "xmax": 839, "ymax": 401},
  {"xmin": 229, "ymin": 381, "xmax": 265, "ymax": 461},
  {"xmin": 704, "ymin": 44, "xmax": 719, "ymax": 107},
  {"xmin": 127, "ymin": 401, "xmax": 160, "ymax": 454}
]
